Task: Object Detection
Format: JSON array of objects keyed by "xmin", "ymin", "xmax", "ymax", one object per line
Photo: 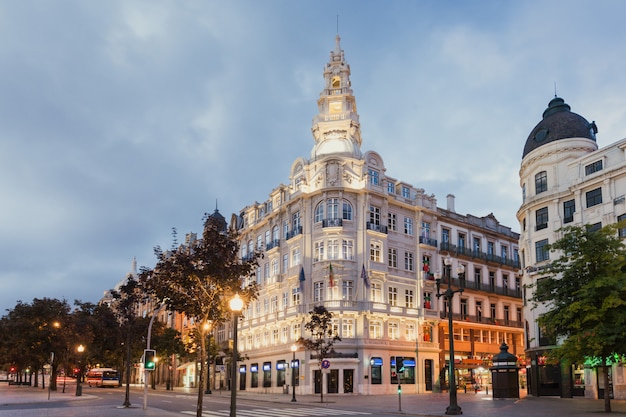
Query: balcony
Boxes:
[
  {"xmin": 439, "ymin": 312, "xmax": 524, "ymax": 328},
  {"xmin": 322, "ymin": 218, "xmax": 343, "ymax": 228},
  {"xmin": 439, "ymin": 242, "xmax": 521, "ymax": 269},
  {"xmin": 442, "ymin": 276, "xmax": 522, "ymax": 299},
  {"xmin": 265, "ymin": 239, "xmax": 280, "ymax": 251},
  {"xmin": 366, "ymin": 222, "xmax": 388, "ymax": 234},
  {"xmin": 286, "ymin": 226, "xmax": 303, "ymax": 240},
  {"xmin": 419, "ymin": 236, "xmax": 438, "ymax": 247}
]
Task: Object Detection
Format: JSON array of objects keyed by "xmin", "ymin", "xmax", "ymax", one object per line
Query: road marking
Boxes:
[{"xmin": 181, "ymin": 407, "xmax": 371, "ymax": 417}]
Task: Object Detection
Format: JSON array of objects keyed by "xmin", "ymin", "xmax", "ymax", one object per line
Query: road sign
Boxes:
[{"xmin": 321, "ymin": 359, "xmax": 330, "ymax": 369}]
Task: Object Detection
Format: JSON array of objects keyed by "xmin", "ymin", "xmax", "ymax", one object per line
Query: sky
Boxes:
[{"xmin": 1, "ymin": 0, "xmax": 625, "ymax": 314}]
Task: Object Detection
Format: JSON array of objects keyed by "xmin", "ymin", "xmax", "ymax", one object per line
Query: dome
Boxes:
[
  {"xmin": 522, "ymin": 97, "xmax": 597, "ymax": 158},
  {"xmin": 206, "ymin": 208, "xmax": 227, "ymax": 232}
]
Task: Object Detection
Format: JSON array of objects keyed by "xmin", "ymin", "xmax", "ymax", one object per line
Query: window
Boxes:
[
  {"xmin": 406, "ymin": 324, "xmax": 416, "ymax": 341},
  {"xmin": 282, "ymin": 254, "xmax": 288, "ymax": 273},
  {"xmin": 292, "ymin": 247, "xmax": 301, "ymax": 266},
  {"xmin": 387, "ymin": 182, "xmax": 395, "ymax": 194},
  {"xmin": 473, "ymin": 237, "xmax": 481, "ymax": 254},
  {"xmin": 368, "ymin": 169, "xmax": 379, "ymax": 185},
  {"xmin": 404, "ymin": 217, "xmax": 413, "ymax": 235},
  {"xmin": 314, "ymin": 282, "xmax": 324, "ymax": 302},
  {"xmin": 328, "ymin": 239, "xmax": 339, "ymax": 260},
  {"xmin": 342, "ymin": 200, "xmax": 353, "ymax": 220},
  {"xmin": 272, "ymin": 225, "xmax": 279, "ymax": 242},
  {"xmin": 522, "ymin": 183, "xmax": 526, "ymax": 202},
  {"xmin": 292, "ymin": 211, "xmax": 301, "ymax": 229},
  {"xmin": 327, "ymin": 198, "xmax": 339, "ymax": 220},
  {"xmin": 389, "ymin": 322, "xmax": 399, "ymax": 340},
  {"xmin": 501, "ymin": 245, "xmax": 508, "ymax": 259},
  {"xmin": 619, "ymin": 214, "xmax": 626, "ymax": 237},
  {"xmin": 292, "ymin": 287, "xmax": 300, "ymax": 305},
  {"xmin": 342, "ymin": 239, "xmax": 354, "ymax": 260},
  {"xmin": 458, "ymin": 233, "xmax": 466, "ymax": 249},
  {"xmin": 271, "ymin": 258, "xmax": 279, "ymax": 278},
  {"xmin": 586, "ymin": 187, "xmax": 602, "ymax": 208},
  {"xmin": 314, "ymin": 241, "xmax": 324, "ymax": 262},
  {"xmin": 371, "ymin": 282, "xmax": 382, "ymax": 302},
  {"xmin": 369, "ymin": 206, "xmax": 381, "ymax": 225},
  {"xmin": 421, "ymin": 222, "xmax": 431, "ymax": 238},
  {"xmin": 476, "ymin": 301, "xmax": 483, "ymax": 320},
  {"xmin": 588, "ymin": 222, "xmax": 602, "ymax": 233},
  {"xmin": 282, "ymin": 292, "xmax": 288, "ymax": 310},
  {"xmin": 292, "ymin": 323, "xmax": 301, "ymax": 340},
  {"xmin": 342, "ymin": 280, "xmax": 354, "ymax": 301},
  {"xmin": 585, "ymin": 160, "xmax": 603, "ymax": 175},
  {"xmin": 405, "ymin": 289, "xmax": 414, "ymax": 309},
  {"xmin": 370, "ymin": 242, "xmax": 382, "ymax": 262},
  {"xmin": 342, "ymin": 319, "xmax": 354, "ymax": 338},
  {"xmin": 460, "ymin": 298, "xmax": 468, "ymax": 319},
  {"xmin": 490, "ymin": 303, "xmax": 497, "ymax": 320},
  {"xmin": 257, "ymin": 235, "xmax": 263, "ymax": 250},
  {"xmin": 388, "ymin": 287, "xmax": 398, "ymax": 306},
  {"xmin": 388, "ymin": 213, "xmax": 397, "ymax": 231},
  {"xmin": 265, "ymin": 230, "xmax": 271, "ymax": 246},
  {"xmin": 563, "ymin": 199, "xmax": 575, "ymax": 223},
  {"xmin": 442, "ymin": 228, "xmax": 450, "ymax": 248},
  {"xmin": 402, "ymin": 186, "xmax": 410, "ymax": 198},
  {"xmin": 536, "ymin": 239, "xmax": 550, "ymax": 262},
  {"xmin": 535, "ymin": 171, "xmax": 547, "ymax": 194},
  {"xmin": 536, "ymin": 207, "xmax": 548, "ymax": 230},
  {"xmin": 283, "ymin": 220, "xmax": 288, "ymax": 239},
  {"xmin": 314, "ymin": 202, "xmax": 324, "ymax": 223},
  {"xmin": 388, "ymin": 248, "xmax": 398, "ymax": 268},
  {"xmin": 404, "ymin": 251, "xmax": 414, "ymax": 271},
  {"xmin": 369, "ymin": 321, "xmax": 382, "ymax": 338}
]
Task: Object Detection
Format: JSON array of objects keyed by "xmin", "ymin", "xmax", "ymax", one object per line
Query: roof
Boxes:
[{"xmin": 522, "ymin": 97, "xmax": 597, "ymax": 158}]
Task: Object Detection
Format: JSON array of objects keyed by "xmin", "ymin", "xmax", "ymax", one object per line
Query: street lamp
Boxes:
[
  {"xmin": 290, "ymin": 344, "xmax": 298, "ymax": 402},
  {"xmin": 204, "ymin": 321, "xmax": 212, "ymax": 395},
  {"xmin": 75, "ymin": 344, "xmax": 85, "ymax": 397},
  {"xmin": 435, "ymin": 255, "xmax": 465, "ymax": 415},
  {"xmin": 229, "ymin": 293, "xmax": 244, "ymax": 417}
]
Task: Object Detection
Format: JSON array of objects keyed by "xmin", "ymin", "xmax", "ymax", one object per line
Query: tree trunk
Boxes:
[
  {"xmin": 196, "ymin": 336, "xmax": 205, "ymax": 417},
  {"xmin": 602, "ymin": 362, "xmax": 611, "ymax": 413},
  {"xmin": 320, "ymin": 368, "xmax": 324, "ymax": 403}
]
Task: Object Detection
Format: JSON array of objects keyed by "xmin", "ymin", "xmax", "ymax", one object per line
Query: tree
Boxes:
[
  {"xmin": 297, "ymin": 305, "xmax": 341, "ymax": 403},
  {"xmin": 141, "ymin": 210, "xmax": 260, "ymax": 417},
  {"xmin": 531, "ymin": 223, "xmax": 626, "ymax": 412},
  {"xmin": 109, "ymin": 274, "xmax": 146, "ymax": 408}
]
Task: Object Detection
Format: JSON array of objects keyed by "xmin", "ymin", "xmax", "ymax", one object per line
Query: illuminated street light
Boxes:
[
  {"xmin": 435, "ymin": 255, "xmax": 465, "ymax": 415},
  {"xmin": 75, "ymin": 344, "xmax": 85, "ymax": 397},
  {"xmin": 229, "ymin": 294, "xmax": 243, "ymax": 417},
  {"xmin": 290, "ymin": 344, "xmax": 298, "ymax": 402}
]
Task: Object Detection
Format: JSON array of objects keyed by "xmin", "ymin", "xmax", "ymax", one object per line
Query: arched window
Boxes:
[
  {"xmin": 327, "ymin": 198, "xmax": 339, "ymax": 220},
  {"xmin": 314, "ymin": 202, "xmax": 324, "ymax": 223},
  {"xmin": 342, "ymin": 200, "xmax": 353, "ymax": 220}
]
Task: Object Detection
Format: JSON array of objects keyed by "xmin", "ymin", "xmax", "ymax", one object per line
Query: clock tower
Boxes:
[{"xmin": 310, "ymin": 35, "xmax": 363, "ymax": 160}]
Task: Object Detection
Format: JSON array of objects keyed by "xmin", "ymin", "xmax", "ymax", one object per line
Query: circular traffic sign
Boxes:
[{"xmin": 321, "ymin": 359, "xmax": 330, "ymax": 369}]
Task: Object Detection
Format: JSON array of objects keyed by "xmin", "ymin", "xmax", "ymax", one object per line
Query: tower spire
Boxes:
[{"xmin": 310, "ymin": 36, "xmax": 362, "ymax": 160}]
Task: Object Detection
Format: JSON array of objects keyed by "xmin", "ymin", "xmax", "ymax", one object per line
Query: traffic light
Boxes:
[
  {"xmin": 144, "ymin": 349, "xmax": 156, "ymax": 371},
  {"xmin": 396, "ymin": 357, "xmax": 404, "ymax": 373},
  {"xmin": 9, "ymin": 366, "xmax": 16, "ymax": 373}
]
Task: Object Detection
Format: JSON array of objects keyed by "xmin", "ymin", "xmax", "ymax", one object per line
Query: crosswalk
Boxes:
[{"xmin": 181, "ymin": 406, "xmax": 372, "ymax": 417}]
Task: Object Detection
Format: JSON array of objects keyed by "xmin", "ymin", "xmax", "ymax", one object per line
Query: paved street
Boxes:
[{"xmin": 2, "ymin": 384, "xmax": 626, "ymax": 417}]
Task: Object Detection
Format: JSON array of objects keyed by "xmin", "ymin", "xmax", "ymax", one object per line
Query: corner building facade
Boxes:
[
  {"xmin": 518, "ymin": 97, "xmax": 626, "ymax": 399},
  {"xmin": 234, "ymin": 36, "xmax": 523, "ymax": 396}
]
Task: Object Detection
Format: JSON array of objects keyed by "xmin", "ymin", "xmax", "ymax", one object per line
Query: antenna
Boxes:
[{"xmin": 554, "ymin": 82, "xmax": 557, "ymax": 98}]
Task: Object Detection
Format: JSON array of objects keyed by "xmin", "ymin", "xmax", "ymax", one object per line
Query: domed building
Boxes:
[{"xmin": 518, "ymin": 96, "xmax": 626, "ymax": 399}]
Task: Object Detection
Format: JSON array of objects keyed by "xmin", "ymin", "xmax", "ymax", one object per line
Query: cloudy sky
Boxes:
[{"xmin": 1, "ymin": 0, "xmax": 625, "ymax": 314}]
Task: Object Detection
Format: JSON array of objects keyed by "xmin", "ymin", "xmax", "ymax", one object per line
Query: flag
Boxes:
[
  {"xmin": 299, "ymin": 266, "xmax": 305, "ymax": 290},
  {"xmin": 329, "ymin": 263, "xmax": 335, "ymax": 287},
  {"xmin": 361, "ymin": 264, "xmax": 369, "ymax": 288}
]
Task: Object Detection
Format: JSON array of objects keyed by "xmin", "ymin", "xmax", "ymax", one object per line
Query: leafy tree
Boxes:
[
  {"xmin": 152, "ymin": 325, "xmax": 187, "ymax": 389},
  {"xmin": 297, "ymin": 305, "xmax": 341, "ymax": 403},
  {"xmin": 531, "ymin": 223, "xmax": 626, "ymax": 412},
  {"xmin": 140, "ymin": 211, "xmax": 260, "ymax": 417},
  {"xmin": 109, "ymin": 273, "xmax": 146, "ymax": 407},
  {"xmin": 0, "ymin": 298, "xmax": 73, "ymax": 389}
]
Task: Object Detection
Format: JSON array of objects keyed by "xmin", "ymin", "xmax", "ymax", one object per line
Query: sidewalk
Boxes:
[{"xmin": 2, "ymin": 383, "xmax": 626, "ymax": 417}]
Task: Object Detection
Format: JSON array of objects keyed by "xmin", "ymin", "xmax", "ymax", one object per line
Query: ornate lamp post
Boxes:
[
  {"xmin": 290, "ymin": 344, "xmax": 298, "ymax": 402},
  {"xmin": 229, "ymin": 294, "xmax": 244, "ymax": 417},
  {"xmin": 434, "ymin": 255, "xmax": 465, "ymax": 415},
  {"xmin": 75, "ymin": 344, "xmax": 85, "ymax": 397}
]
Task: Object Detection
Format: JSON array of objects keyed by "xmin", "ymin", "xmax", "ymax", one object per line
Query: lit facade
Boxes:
[
  {"xmin": 233, "ymin": 36, "xmax": 523, "ymax": 396},
  {"xmin": 518, "ymin": 96, "xmax": 626, "ymax": 399}
]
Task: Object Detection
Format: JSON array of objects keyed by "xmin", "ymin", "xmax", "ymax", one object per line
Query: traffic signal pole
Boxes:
[{"xmin": 144, "ymin": 304, "xmax": 166, "ymax": 410}]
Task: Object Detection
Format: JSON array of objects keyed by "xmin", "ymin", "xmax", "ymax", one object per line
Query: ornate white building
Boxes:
[
  {"xmin": 233, "ymin": 36, "xmax": 523, "ymax": 396},
  {"xmin": 518, "ymin": 96, "xmax": 626, "ymax": 399}
]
